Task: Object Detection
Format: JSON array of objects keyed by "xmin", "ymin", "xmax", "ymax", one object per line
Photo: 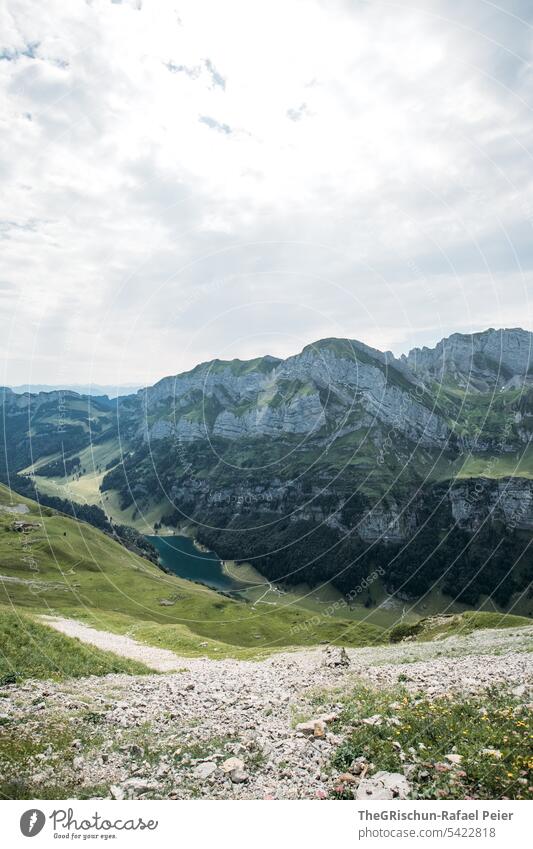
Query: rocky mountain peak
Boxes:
[{"xmin": 403, "ymin": 327, "xmax": 533, "ymax": 391}]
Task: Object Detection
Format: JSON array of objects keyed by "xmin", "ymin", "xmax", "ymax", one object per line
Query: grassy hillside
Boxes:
[
  {"xmin": 0, "ymin": 607, "xmax": 151, "ymax": 683},
  {"xmin": 387, "ymin": 610, "xmax": 532, "ymax": 643},
  {"xmin": 0, "ymin": 483, "xmax": 383, "ymax": 658}
]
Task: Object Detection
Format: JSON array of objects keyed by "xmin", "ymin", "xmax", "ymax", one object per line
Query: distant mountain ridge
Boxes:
[{"xmin": 8, "ymin": 383, "xmax": 142, "ymax": 399}]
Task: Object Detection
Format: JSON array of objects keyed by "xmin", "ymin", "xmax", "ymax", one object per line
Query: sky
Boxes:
[{"xmin": 1, "ymin": 0, "xmax": 533, "ymax": 387}]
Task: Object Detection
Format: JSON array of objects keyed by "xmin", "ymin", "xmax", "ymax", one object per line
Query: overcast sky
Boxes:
[{"xmin": 1, "ymin": 0, "xmax": 533, "ymax": 386}]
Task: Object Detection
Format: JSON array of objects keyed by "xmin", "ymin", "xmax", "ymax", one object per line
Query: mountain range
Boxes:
[
  {"xmin": 2, "ymin": 326, "xmax": 532, "ymax": 614},
  {"xmin": 8, "ymin": 383, "xmax": 142, "ymax": 399}
]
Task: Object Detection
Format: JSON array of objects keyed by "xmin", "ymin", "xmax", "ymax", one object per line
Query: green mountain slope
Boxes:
[
  {"xmin": 0, "ymin": 607, "xmax": 151, "ymax": 683},
  {"xmin": 0, "ymin": 483, "xmax": 382, "ymax": 657}
]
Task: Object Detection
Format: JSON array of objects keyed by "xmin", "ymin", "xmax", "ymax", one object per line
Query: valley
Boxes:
[
  {"xmin": 1, "ymin": 474, "xmax": 530, "ymax": 802},
  {"xmin": 0, "ymin": 482, "xmax": 383, "ymax": 659},
  {"xmin": 2, "ymin": 327, "xmax": 531, "ymax": 619}
]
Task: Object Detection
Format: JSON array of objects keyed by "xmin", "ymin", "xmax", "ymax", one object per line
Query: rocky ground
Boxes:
[{"xmin": 1, "ymin": 623, "xmax": 532, "ymax": 800}]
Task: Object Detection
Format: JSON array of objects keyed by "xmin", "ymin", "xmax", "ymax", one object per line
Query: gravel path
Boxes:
[{"xmin": 40, "ymin": 616, "xmax": 187, "ymax": 672}]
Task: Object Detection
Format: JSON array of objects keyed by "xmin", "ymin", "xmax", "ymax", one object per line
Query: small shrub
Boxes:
[{"xmin": 388, "ymin": 622, "xmax": 422, "ymax": 643}]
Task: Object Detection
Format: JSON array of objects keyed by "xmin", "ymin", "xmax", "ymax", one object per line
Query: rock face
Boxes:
[
  {"xmin": 127, "ymin": 329, "xmax": 533, "ymax": 454},
  {"xmin": 448, "ymin": 478, "xmax": 533, "ymax": 531},
  {"xmin": 140, "ymin": 356, "xmax": 282, "ymax": 407},
  {"xmin": 404, "ymin": 327, "xmax": 533, "ymax": 391},
  {"xmin": 212, "ymin": 392, "xmax": 326, "ymax": 439},
  {"xmin": 132, "ymin": 337, "xmax": 451, "ymax": 448},
  {"xmin": 357, "ymin": 503, "xmax": 415, "ymax": 543},
  {"xmin": 113, "ymin": 331, "xmax": 533, "ymax": 552}
]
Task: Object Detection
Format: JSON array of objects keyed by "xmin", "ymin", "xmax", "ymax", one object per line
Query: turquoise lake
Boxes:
[{"xmin": 146, "ymin": 534, "xmax": 243, "ymax": 592}]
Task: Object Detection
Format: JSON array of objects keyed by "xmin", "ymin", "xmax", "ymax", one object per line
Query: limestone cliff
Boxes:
[{"xmin": 404, "ymin": 327, "xmax": 533, "ymax": 391}]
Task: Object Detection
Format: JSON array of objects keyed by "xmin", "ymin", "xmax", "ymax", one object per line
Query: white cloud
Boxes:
[{"xmin": 0, "ymin": 0, "xmax": 532, "ymax": 384}]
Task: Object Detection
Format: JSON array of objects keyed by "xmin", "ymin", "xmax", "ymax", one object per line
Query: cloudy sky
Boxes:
[{"xmin": 1, "ymin": 0, "xmax": 533, "ymax": 386}]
